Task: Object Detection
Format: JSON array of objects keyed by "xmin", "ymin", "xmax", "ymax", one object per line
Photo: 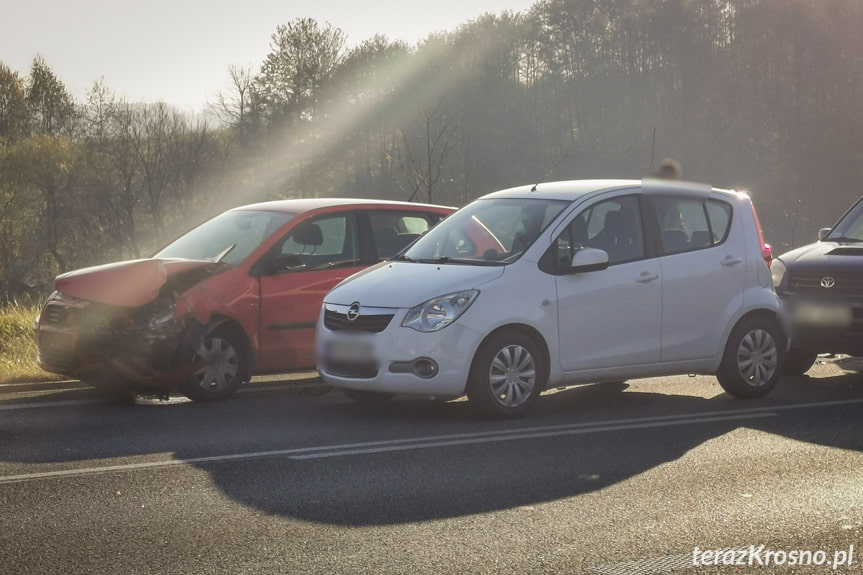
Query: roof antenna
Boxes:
[{"xmin": 531, "ymin": 152, "xmax": 570, "ymax": 192}]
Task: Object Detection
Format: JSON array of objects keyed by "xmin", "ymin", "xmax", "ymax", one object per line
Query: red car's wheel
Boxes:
[{"xmin": 180, "ymin": 327, "xmax": 247, "ymax": 402}]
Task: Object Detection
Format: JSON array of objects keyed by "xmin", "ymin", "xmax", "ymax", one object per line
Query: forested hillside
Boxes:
[{"xmin": 1, "ymin": 0, "xmax": 861, "ymax": 301}]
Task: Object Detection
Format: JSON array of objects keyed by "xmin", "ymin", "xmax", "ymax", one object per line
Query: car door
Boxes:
[
  {"xmin": 554, "ymin": 194, "xmax": 663, "ymax": 371},
  {"xmin": 256, "ymin": 210, "xmax": 363, "ymax": 372},
  {"xmin": 649, "ymin": 194, "xmax": 744, "ymax": 361}
]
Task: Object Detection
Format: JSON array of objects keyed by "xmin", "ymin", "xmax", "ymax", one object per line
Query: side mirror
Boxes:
[
  {"xmin": 276, "ymin": 254, "xmax": 306, "ymax": 271},
  {"xmin": 818, "ymin": 227, "xmax": 832, "ymax": 241},
  {"xmin": 570, "ymin": 247, "xmax": 609, "ymax": 273},
  {"xmin": 249, "ymin": 254, "xmax": 305, "ymax": 277}
]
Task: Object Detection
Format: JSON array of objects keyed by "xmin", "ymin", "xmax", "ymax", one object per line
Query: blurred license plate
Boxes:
[
  {"xmin": 792, "ymin": 302, "xmax": 852, "ymax": 328},
  {"xmin": 325, "ymin": 338, "xmax": 374, "ymax": 362}
]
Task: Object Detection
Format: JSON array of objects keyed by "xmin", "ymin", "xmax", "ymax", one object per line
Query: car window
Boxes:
[
  {"xmin": 545, "ymin": 213, "xmax": 586, "ymax": 273},
  {"xmin": 653, "ymin": 196, "xmax": 732, "ymax": 255},
  {"xmin": 580, "ymin": 195, "xmax": 645, "ymax": 264},
  {"xmin": 837, "ymin": 217, "xmax": 863, "ymax": 240},
  {"xmin": 368, "ymin": 211, "xmax": 436, "ymax": 260},
  {"xmin": 826, "ymin": 198, "xmax": 863, "ymax": 241},
  {"xmin": 404, "ymin": 198, "xmax": 567, "ymax": 264},
  {"xmin": 272, "ymin": 213, "xmax": 359, "ymax": 272},
  {"xmin": 705, "ymin": 200, "xmax": 732, "ymax": 243},
  {"xmin": 154, "ymin": 210, "xmax": 296, "ymax": 266}
]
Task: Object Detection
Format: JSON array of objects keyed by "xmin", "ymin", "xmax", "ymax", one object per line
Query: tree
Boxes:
[
  {"xmin": 330, "ymin": 35, "xmax": 413, "ymax": 199},
  {"xmin": 0, "ymin": 141, "xmax": 43, "ymax": 299},
  {"xmin": 208, "ymin": 64, "xmax": 258, "ymax": 136},
  {"xmin": 104, "ymin": 100, "xmax": 144, "ymax": 257},
  {"xmin": 129, "ymin": 102, "xmax": 223, "ymax": 247},
  {"xmin": 0, "ymin": 63, "xmax": 29, "ymax": 143},
  {"xmin": 14, "ymin": 134, "xmax": 79, "ymax": 277},
  {"xmin": 399, "ymin": 99, "xmax": 457, "ymax": 204},
  {"xmin": 130, "ymin": 102, "xmax": 184, "ymax": 237},
  {"xmin": 26, "ymin": 56, "xmax": 75, "ymax": 136},
  {"xmin": 81, "ymin": 78, "xmax": 115, "ymax": 147},
  {"xmin": 446, "ymin": 12, "xmax": 536, "ymax": 197},
  {"xmin": 254, "ymin": 19, "xmax": 347, "ymax": 124}
]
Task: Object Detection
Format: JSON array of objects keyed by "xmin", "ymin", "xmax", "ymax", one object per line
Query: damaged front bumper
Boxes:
[{"xmin": 36, "ymin": 291, "xmax": 206, "ymax": 391}]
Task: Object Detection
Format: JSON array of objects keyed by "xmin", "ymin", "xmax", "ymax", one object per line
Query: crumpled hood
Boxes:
[
  {"xmin": 326, "ymin": 261, "xmax": 506, "ymax": 308},
  {"xmin": 777, "ymin": 241, "xmax": 863, "ymax": 271},
  {"xmin": 54, "ymin": 258, "xmax": 224, "ymax": 307}
]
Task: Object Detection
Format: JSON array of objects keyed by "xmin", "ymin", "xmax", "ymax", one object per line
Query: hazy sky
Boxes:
[{"xmin": 2, "ymin": 0, "xmax": 538, "ymax": 112}]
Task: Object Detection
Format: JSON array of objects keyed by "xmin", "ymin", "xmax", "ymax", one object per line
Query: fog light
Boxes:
[{"xmin": 412, "ymin": 358, "xmax": 438, "ymax": 379}]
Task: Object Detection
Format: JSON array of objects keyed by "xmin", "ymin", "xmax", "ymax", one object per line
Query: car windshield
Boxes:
[
  {"xmin": 826, "ymin": 199, "xmax": 863, "ymax": 242},
  {"xmin": 154, "ymin": 210, "xmax": 296, "ymax": 266},
  {"xmin": 402, "ymin": 197, "xmax": 568, "ymax": 264}
]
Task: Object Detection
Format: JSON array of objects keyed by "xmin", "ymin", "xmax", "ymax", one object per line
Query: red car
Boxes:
[{"xmin": 35, "ymin": 198, "xmax": 454, "ymax": 401}]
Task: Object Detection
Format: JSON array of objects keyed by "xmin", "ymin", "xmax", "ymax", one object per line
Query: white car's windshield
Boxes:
[
  {"xmin": 402, "ymin": 198, "xmax": 568, "ymax": 264},
  {"xmin": 154, "ymin": 210, "xmax": 295, "ymax": 266}
]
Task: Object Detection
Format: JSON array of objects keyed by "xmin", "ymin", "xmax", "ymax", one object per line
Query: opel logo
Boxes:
[
  {"xmin": 346, "ymin": 302, "xmax": 361, "ymax": 321},
  {"xmin": 821, "ymin": 276, "xmax": 836, "ymax": 288}
]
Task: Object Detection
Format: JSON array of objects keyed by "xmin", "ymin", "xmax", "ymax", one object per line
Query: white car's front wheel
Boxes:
[{"xmin": 467, "ymin": 330, "xmax": 546, "ymax": 418}]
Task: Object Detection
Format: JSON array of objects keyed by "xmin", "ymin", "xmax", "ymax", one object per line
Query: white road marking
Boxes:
[
  {"xmin": 0, "ymin": 380, "xmax": 315, "ymax": 408},
  {"xmin": 0, "ymin": 409, "xmax": 774, "ymax": 484},
  {"xmin": 287, "ymin": 412, "xmax": 774, "ymax": 460},
  {"xmin": 590, "ymin": 549, "xmax": 701, "ymax": 574},
  {"xmin": 0, "ymin": 399, "xmax": 105, "ymax": 410},
  {"xmin": 1, "ymin": 398, "xmax": 861, "ymax": 484}
]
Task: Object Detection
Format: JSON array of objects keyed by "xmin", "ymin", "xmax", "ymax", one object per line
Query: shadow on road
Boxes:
[
  {"xmin": 195, "ymin": 373, "xmax": 863, "ymax": 525},
  {"xmin": 2, "ymin": 366, "xmax": 862, "ymax": 526}
]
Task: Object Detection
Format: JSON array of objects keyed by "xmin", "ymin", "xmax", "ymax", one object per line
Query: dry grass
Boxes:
[{"xmin": 0, "ymin": 301, "xmax": 64, "ymax": 383}]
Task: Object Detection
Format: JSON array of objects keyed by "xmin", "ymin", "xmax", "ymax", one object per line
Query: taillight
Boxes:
[{"xmin": 748, "ymin": 200, "xmax": 772, "ymax": 268}]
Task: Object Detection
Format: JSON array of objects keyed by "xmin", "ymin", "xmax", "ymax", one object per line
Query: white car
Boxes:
[{"xmin": 316, "ymin": 179, "xmax": 787, "ymax": 417}]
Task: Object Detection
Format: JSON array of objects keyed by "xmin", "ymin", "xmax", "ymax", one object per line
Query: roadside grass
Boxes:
[{"xmin": 0, "ymin": 301, "xmax": 64, "ymax": 384}]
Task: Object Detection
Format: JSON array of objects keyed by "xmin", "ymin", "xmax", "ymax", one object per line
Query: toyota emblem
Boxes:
[
  {"xmin": 821, "ymin": 276, "xmax": 836, "ymax": 288},
  {"xmin": 346, "ymin": 302, "xmax": 361, "ymax": 321}
]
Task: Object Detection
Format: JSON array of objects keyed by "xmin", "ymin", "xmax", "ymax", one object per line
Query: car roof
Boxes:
[
  {"xmin": 230, "ymin": 197, "xmax": 455, "ymax": 214},
  {"xmin": 482, "ymin": 178, "xmax": 724, "ymax": 201}
]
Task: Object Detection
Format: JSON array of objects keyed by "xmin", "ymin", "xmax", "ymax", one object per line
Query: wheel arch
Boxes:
[
  {"xmin": 726, "ymin": 308, "xmax": 789, "ymax": 352},
  {"xmin": 467, "ymin": 323, "xmax": 551, "ymax": 389}
]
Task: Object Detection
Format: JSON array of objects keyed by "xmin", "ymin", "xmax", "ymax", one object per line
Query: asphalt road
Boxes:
[{"xmin": 1, "ymin": 360, "xmax": 862, "ymax": 575}]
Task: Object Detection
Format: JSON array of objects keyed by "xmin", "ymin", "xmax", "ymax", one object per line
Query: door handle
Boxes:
[
  {"xmin": 636, "ymin": 272, "xmax": 659, "ymax": 284},
  {"xmin": 721, "ymin": 255, "xmax": 743, "ymax": 267}
]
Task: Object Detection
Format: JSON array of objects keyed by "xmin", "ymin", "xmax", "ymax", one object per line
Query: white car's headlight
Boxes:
[
  {"xmin": 402, "ymin": 290, "xmax": 479, "ymax": 332},
  {"xmin": 771, "ymin": 258, "xmax": 787, "ymax": 288}
]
